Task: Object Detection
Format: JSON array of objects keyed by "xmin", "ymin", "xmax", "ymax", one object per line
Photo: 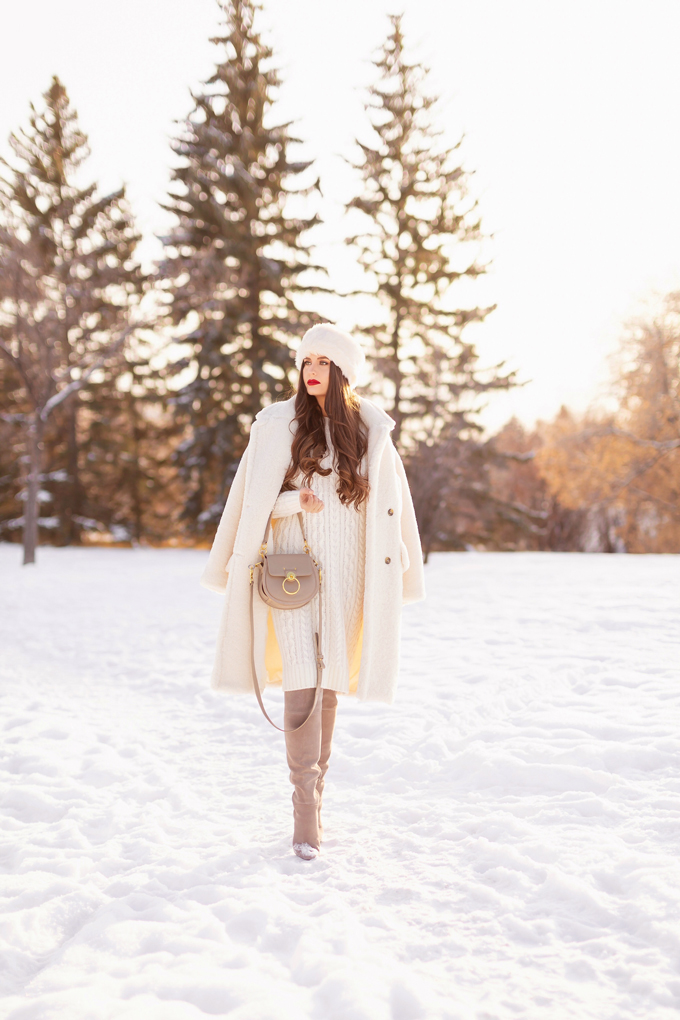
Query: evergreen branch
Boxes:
[
  {"xmin": 40, "ymin": 322, "xmax": 146, "ymax": 421},
  {"xmin": 0, "ymin": 339, "xmax": 39, "ymax": 406}
]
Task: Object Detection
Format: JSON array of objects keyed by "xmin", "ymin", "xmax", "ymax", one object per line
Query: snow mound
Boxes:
[{"xmin": 1, "ymin": 546, "xmax": 679, "ymax": 1019}]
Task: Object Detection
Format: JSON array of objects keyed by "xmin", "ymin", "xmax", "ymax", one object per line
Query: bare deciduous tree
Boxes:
[
  {"xmin": 0, "ymin": 77, "xmax": 147, "ymax": 563},
  {"xmin": 536, "ymin": 296, "xmax": 680, "ymax": 552},
  {"xmin": 0, "ymin": 321, "xmax": 142, "ymax": 563}
]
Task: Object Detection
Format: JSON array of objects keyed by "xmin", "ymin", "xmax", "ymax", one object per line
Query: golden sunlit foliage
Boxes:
[{"xmin": 534, "ymin": 295, "xmax": 680, "ymax": 552}]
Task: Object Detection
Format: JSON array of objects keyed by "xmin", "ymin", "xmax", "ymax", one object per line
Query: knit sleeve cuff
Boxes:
[{"xmin": 272, "ymin": 489, "xmax": 302, "ymax": 519}]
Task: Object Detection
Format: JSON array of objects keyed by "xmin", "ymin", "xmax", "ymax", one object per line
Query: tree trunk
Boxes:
[
  {"xmin": 128, "ymin": 390, "xmax": 144, "ymax": 544},
  {"xmin": 23, "ymin": 414, "xmax": 43, "ymax": 566},
  {"xmin": 390, "ymin": 305, "xmax": 403, "ymax": 445},
  {"xmin": 64, "ymin": 401, "xmax": 81, "ymax": 545}
]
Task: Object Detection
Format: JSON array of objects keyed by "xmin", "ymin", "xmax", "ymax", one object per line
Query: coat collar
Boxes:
[{"xmin": 359, "ymin": 396, "xmax": 395, "ymax": 432}]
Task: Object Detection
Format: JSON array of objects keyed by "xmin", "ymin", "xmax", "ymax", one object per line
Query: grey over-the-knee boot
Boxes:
[
  {"xmin": 316, "ymin": 690, "xmax": 338, "ymax": 842},
  {"xmin": 284, "ymin": 688, "xmax": 323, "ymax": 850},
  {"xmin": 283, "ymin": 688, "xmax": 338, "ymax": 852}
]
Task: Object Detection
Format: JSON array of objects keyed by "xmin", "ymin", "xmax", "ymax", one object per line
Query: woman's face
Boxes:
[{"xmin": 302, "ymin": 353, "xmax": 331, "ymax": 398}]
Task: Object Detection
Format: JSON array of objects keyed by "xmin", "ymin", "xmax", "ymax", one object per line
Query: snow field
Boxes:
[{"xmin": 0, "ymin": 545, "xmax": 679, "ymax": 1020}]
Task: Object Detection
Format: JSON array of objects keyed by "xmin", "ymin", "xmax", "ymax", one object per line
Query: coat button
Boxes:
[
  {"xmin": 385, "ymin": 556, "xmax": 391, "ymax": 564},
  {"xmin": 387, "ymin": 508, "xmax": 394, "ymax": 516}
]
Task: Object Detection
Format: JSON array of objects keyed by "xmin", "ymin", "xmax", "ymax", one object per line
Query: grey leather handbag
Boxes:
[{"xmin": 248, "ymin": 508, "xmax": 324, "ymax": 732}]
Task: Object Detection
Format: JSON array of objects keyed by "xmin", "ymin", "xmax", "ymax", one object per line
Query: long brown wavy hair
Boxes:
[{"xmin": 281, "ymin": 362, "xmax": 370, "ymax": 509}]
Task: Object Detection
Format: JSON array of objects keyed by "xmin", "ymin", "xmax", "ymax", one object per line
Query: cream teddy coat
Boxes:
[{"xmin": 200, "ymin": 395, "xmax": 426, "ymax": 704}]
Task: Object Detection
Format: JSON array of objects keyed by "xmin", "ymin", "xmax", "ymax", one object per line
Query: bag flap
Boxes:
[{"xmin": 265, "ymin": 554, "xmax": 314, "ymax": 577}]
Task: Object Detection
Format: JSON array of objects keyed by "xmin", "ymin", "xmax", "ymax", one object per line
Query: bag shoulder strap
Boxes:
[
  {"xmin": 261, "ymin": 498, "xmax": 312, "ymax": 556},
  {"xmin": 248, "ymin": 560, "xmax": 324, "ymax": 732},
  {"xmin": 248, "ymin": 494, "xmax": 324, "ymax": 733}
]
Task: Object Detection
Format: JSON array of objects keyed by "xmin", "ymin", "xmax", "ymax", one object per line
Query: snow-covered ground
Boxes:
[{"xmin": 1, "ymin": 545, "xmax": 679, "ymax": 1020}]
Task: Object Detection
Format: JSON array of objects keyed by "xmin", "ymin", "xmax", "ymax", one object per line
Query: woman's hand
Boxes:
[{"xmin": 300, "ymin": 487, "xmax": 324, "ymax": 513}]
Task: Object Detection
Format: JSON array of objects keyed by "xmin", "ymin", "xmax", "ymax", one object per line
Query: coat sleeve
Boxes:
[
  {"xmin": 200, "ymin": 445, "xmax": 249, "ymax": 594},
  {"xmin": 393, "ymin": 446, "xmax": 426, "ymax": 605}
]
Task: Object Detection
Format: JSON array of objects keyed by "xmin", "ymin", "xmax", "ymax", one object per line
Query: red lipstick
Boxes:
[{"xmin": 308, "ymin": 378, "xmax": 320, "ymax": 386}]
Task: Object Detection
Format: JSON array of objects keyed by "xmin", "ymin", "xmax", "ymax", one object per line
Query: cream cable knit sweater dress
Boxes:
[{"xmin": 270, "ymin": 418, "xmax": 366, "ymax": 694}]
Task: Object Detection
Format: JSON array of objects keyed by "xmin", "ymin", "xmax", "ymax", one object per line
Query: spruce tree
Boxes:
[
  {"xmin": 347, "ymin": 15, "xmax": 514, "ymax": 448},
  {"xmin": 55, "ymin": 340, "xmax": 175, "ymax": 545},
  {"xmin": 158, "ymin": 0, "xmax": 322, "ymax": 533},
  {"xmin": 0, "ymin": 77, "xmax": 146, "ymax": 561}
]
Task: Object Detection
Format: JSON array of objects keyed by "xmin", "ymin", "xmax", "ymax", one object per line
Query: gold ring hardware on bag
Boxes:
[{"xmin": 282, "ymin": 571, "xmax": 301, "ymax": 595}]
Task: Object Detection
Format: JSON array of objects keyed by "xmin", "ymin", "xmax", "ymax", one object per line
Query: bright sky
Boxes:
[{"xmin": 4, "ymin": 0, "xmax": 680, "ymax": 432}]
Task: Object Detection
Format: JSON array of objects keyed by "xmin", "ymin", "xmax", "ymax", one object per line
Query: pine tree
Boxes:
[
  {"xmin": 0, "ymin": 77, "xmax": 146, "ymax": 562},
  {"xmin": 347, "ymin": 15, "xmax": 514, "ymax": 447},
  {"xmin": 159, "ymin": 0, "xmax": 322, "ymax": 533},
  {"xmin": 52, "ymin": 339, "xmax": 176, "ymax": 545}
]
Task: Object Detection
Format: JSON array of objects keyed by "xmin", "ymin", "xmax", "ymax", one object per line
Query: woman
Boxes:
[{"xmin": 201, "ymin": 324, "xmax": 425, "ymax": 860}]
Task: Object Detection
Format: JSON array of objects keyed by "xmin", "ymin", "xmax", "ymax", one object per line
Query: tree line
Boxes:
[{"xmin": 1, "ymin": 0, "xmax": 678, "ymax": 562}]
